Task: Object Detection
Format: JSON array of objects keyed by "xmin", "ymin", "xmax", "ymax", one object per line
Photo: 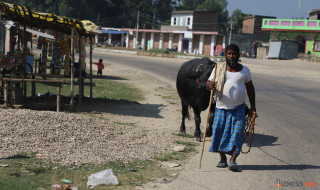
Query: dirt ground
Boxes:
[{"xmin": 78, "ymin": 56, "xmax": 190, "ymax": 135}]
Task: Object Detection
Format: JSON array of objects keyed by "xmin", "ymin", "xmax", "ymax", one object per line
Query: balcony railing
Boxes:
[{"xmin": 262, "ymin": 19, "xmax": 320, "ymax": 31}]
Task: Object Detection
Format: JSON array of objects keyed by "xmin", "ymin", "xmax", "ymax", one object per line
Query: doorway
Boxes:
[{"xmin": 295, "ymin": 36, "xmax": 306, "ymax": 53}]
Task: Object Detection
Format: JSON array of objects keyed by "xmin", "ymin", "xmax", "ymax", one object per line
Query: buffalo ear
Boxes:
[{"xmin": 195, "ymin": 64, "xmax": 204, "ymax": 74}]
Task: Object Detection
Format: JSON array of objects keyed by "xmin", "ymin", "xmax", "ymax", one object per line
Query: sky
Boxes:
[{"xmin": 227, "ymin": 0, "xmax": 320, "ymax": 19}]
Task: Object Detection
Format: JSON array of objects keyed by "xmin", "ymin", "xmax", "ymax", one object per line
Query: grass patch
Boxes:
[
  {"xmin": 173, "ymin": 133, "xmax": 194, "ymax": 138},
  {"xmin": 0, "ymin": 154, "xmax": 170, "ymax": 190},
  {"xmin": 155, "ymin": 140, "xmax": 198, "ymax": 162},
  {"xmin": 26, "ymin": 77, "xmax": 144, "ymax": 102},
  {"xmin": 114, "ymin": 121, "xmax": 137, "ymax": 127},
  {"xmin": 154, "ymin": 152, "xmax": 188, "ymax": 161},
  {"xmin": 175, "ymin": 140, "xmax": 198, "ymax": 152}
]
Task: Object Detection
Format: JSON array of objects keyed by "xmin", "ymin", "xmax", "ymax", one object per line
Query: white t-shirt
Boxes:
[{"xmin": 208, "ymin": 65, "xmax": 252, "ymax": 110}]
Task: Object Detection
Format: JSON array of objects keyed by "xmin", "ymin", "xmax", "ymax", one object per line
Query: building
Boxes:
[
  {"xmin": 262, "ymin": 10, "xmax": 320, "ymax": 56},
  {"xmin": 309, "ymin": 9, "xmax": 320, "ymax": 20},
  {"xmin": 225, "ymin": 15, "xmax": 275, "ymax": 56},
  {"xmin": 242, "ymin": 15, "xmax": 276, "ymax": 42},
  {"xmin": 100, "ymin": 10, "xmax": 225, "ymax": 56}
]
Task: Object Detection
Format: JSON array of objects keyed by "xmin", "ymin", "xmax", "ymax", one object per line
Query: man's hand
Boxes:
[{"xmin": 206, "ymin": 80, "xmax": 217, "ymax": 91}]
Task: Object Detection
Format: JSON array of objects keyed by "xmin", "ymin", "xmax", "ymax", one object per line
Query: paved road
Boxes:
[{"xmin": 94, "ymin": 52, "xmax": 320, "ymax": 189}]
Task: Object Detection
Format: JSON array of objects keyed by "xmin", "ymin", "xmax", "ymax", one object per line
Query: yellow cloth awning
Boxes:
[{"xmin": 0, "ymin": 2, "xmax": 95, "ymax": 36}]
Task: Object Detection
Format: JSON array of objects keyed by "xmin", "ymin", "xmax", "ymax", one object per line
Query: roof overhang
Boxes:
[{"xmin": 101, "ymin": 30, "xmax": 127, "ymax": 34}]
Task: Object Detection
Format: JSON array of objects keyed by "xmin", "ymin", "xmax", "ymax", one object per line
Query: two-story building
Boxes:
[
  {"xmin": 242, "ymin": 15, "xmax": 276, "ymax": 42},
  {"xmin": 102, "ymin": 10, "xmax": 225, "ymax": 56},
  {"xmin": 262, "ymin": 9, "xmax": 320, "ymax": 56}
]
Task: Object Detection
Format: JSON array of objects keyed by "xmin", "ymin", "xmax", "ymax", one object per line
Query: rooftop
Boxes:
[{"xmin": 262, "ymin": 18, "xmax": 320, "ymax": 31}]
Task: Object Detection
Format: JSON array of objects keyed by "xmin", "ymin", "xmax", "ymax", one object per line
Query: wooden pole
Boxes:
[
  {"xmin": 23, "ymin": 24, "xmax": 27, "ymax": 98},
  {"xmin": 4, "ymin": 81, "xmax": 8, "ymax": 107},
  {"xmin": 57, "ymin": 82, "xmax": 61, "ymax": 112},
  {"xmin": 90, "ymin": 35, "xmax": 93, "ymax": 99},
  {"xmin": 199, "ymin": 64, "xmax": 217, "ymax": 169},
  {"xmin": 229, "ymin": 21, "xmax": 233, "ymax": 45},
  {"xmin": 78, "ymin": 36, "xmax": 82, "ymax": 105},
  {"xmin": 70, "ymin": 27, "xmax": 75, "ymax": 109}
]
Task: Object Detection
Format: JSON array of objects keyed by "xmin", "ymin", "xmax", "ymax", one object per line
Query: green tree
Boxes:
[{"xmin": 230, "ymin": 9, "xmax": 252, "ymax": 33}]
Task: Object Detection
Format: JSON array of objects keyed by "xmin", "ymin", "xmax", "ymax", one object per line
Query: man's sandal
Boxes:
[
  {"xmin": 216, "ymin": 160, "xmax": 228, "ymax": 168},
  {"xmin": 228, "ymin": 161, "xmax": 239, "ymax": 171}
]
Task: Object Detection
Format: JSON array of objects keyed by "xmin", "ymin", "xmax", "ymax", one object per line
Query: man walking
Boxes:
[{"xmin": 206, "ymin": 44, "xmax": 256, "ymax": 171}]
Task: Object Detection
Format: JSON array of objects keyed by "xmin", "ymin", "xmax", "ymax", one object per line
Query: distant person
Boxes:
[
  {"xmin": 122, "ymin": 41, "xmax": 126, "ymax": 47},
  {"xmin": 251, "ymin": 42, "xmax": 257, "ymax": 59},
  {"xmin": 94, "ymin": 59, "xmax": 104, "ymax": 77}
]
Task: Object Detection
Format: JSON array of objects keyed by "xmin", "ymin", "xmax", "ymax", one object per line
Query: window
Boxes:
[
  {"xmin": 174, "ymin": 18, "xmax": 177, "ymax": 25},
  {"xmin": 314, "ymin": 41, "xmax": 320, "ymax": 51},
  {"xmin": 187, "ymin": 17, "xmax": 190, "ymax": 25}
]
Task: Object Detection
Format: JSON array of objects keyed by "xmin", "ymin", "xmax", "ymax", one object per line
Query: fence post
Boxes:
[
  {"xmin": 32, "ymin": 74, "xmax": 36, "ymax": 98},
  {"xmin": 4, "ymin": 81, "xmax": 8, "ymax": 107},
  {"xmin": 57, "ymin": 82, "xmax": 61, "ymax": 112}
]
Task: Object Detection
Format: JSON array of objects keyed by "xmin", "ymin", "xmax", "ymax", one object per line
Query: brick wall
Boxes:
[
  {"xmin": 193, "ymin": 11, "xmax": 218, "ymax": 31},
  {"xmin": 163, "ymin": 33, "xmax": 169, "ymax": 49},
  {"xmin": 153, "ymin": 33, "xmax": 160, "ymax": 49},
  {"xmin": 242, "ymin": 18, "xmax": 254, "ymax": 34},
  {"xmin": 204, "ymin": 35, "xmax": 212, "ymax": 55},
  {"xmin": 172, "ymin": 34, "xmax": 179, "ymax": 49},
  {"xmin": 145, "ymin": 33, "xmax": 151, "ymax": 49}
]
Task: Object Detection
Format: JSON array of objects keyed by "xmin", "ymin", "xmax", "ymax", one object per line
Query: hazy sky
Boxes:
[{"xmin": 227, "ymin": 0, "xmax": 320, "ymax": 19}]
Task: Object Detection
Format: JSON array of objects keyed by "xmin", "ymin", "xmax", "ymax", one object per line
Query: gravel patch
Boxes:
[{"xmin": 0, "ymin": 108, "xmax": 180, "ymax": 166}]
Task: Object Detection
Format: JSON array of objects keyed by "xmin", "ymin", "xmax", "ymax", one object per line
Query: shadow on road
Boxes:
[
  {"xmin": 95, "ymin": 75, "xmax": 126, "ymax": 80},
  {"xmin": 241, "ymin": 164, "xmax": 320, "ymax": 171},
  {"xmin": 249, "ymin": 133, "xmax": 280, "ymax": 147}
]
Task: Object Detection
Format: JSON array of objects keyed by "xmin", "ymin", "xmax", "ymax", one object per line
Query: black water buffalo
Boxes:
[{"xmin": 176, "ymin": 57, "xmax": 216, "ymax": 141}]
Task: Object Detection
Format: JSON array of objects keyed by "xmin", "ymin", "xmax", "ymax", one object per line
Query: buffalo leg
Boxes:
[
  {"xmin": 193, "ymin": 107, "xmax": 202, "ymax": 141},
  {"xmin": 205, "ymin": 103, "xmax": 216, "ymax": 137},
  {"xmin": 179, "ymin": 103, "xmax": 188, "ymax": 134}
]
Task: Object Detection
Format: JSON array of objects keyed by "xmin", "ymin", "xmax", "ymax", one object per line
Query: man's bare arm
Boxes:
[{"xmin": 245, "ymin": 80, "xmax": 256, "ymax": 112}]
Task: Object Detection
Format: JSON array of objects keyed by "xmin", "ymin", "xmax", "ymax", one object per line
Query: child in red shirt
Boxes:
[{"xmin": 94, "ymin": 59, "xmax": 104, "ymax": 77}]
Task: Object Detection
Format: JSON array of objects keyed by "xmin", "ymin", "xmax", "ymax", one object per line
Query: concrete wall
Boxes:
[
  {"xmin": 171, "ymin": 13, "xmax": 193, "ymax": 30},
  {"xmin": 161, "ymin": 25, "xmax": 188, "ymax": 31},
  {"xmin": 225, "ymin": 33, "xmax": 254, "ymax": 54}
]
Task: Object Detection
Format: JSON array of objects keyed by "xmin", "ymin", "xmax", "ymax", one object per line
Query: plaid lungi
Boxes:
[{"xmin": 209, "ymin": 104, "xmax": 246, "ymax": 155}]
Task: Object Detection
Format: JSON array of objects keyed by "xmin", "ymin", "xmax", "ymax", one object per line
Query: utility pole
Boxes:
[
  {"xmin": 135, "ymin": 11, "xmax": 139, "ymax": 49},
  {"xmin": 228, "ymin": 21, "xmax": 233, "ymax": 45},
  {"xmin": 152, "ymin": 12, "xmax": 155, "ymax": 29}
]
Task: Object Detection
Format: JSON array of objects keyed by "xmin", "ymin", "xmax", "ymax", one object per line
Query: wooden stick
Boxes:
[{"xmin": 199, "ymin": 63, "xmax": 217, "ymax": 169}]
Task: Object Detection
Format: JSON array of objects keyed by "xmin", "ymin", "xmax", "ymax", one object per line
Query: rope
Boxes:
[{"xmin": 241, "ymin": 111, "xmax": 258, "ymax": 154}]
